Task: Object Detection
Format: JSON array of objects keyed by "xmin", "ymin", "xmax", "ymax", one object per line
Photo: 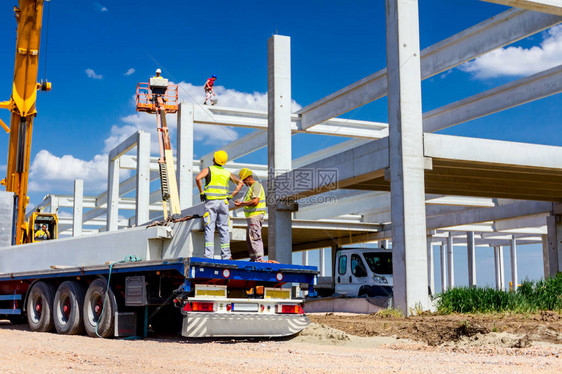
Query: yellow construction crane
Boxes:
[{"xmin": 1, "ymin": 0, "xmax": 57, "ymax": 245}]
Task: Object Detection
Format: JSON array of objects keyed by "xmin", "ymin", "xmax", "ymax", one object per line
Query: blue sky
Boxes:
[{"xmin": 1, "ymin": 1, "xmax": 560, "ymax": 286}]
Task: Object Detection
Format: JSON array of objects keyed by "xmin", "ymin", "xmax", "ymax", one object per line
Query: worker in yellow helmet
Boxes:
[
  {"xmin": 196, "ymin": 150, "xmax": 244, "ymax": 259},
  {"xmin": 234, "ymin": 168, "xmax": 266, "ymax": 262}
]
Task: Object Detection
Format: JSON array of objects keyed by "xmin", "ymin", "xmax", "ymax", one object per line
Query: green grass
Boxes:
[{"xmin": 436, "ymin": 272, "xmax": 562, "ymax": 314}]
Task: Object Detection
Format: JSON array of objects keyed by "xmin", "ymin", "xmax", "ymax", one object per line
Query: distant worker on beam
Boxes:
[
  {"xmin": 203, "ymin": 74, "xmax": 217, "ymax": 105},
  {"xmin": 196, "ymin": 150, "xmax": 243, "ymax": 259},
  {"xmin": 234, "ymin": 168, "xmax": 266, "ymax": 262}
]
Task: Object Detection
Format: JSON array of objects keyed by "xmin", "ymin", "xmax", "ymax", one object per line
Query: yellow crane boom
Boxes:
[{"xmin": 1, "ymin": 0, "xmax": 51, "ymax": 244}]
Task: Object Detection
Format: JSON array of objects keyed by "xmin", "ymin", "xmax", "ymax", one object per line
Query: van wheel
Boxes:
[
  {"xmin": 27, "ymin": 281, "xmax": 56, "ymax": 332},
  {"xmin": 54, "ymin": 281, "xmax": 86, "ymax": 335},
  {"xmin": 83, "ymin": 278, "xmax": 116, "ymax": 338}
]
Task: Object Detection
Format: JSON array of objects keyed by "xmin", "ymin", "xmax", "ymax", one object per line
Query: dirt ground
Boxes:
[{"xmin": 0, "ymin": 313, "xmax": 560, "ymax": 373}]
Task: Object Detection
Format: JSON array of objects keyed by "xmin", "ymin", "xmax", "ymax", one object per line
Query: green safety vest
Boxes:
[
  {"xmin": 205, "ymin": 165, "xmax": 231, "ymax": 200},
  {"xmin": 244, "ymin": 182, "xmax": 266, "ymax": 218}
]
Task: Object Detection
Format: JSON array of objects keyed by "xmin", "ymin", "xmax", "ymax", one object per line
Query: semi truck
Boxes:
[{"xmin": 0, "ymin": 191, "xmax": 317, "ymax": 338}]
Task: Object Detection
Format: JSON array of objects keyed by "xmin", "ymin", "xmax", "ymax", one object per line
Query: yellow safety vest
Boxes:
[
  {"xmin": 244, "ymin": 182, "xmax": 266, "ymax": 218},
  {"xmin": 205, "ymin": 165, "xmax": 231, "ymax": 200}
]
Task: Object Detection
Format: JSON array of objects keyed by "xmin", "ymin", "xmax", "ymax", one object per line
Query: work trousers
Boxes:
[
  {"xmin": 246, "ymin": 214, "xmax": 264, "ymax": 262},
  {"xmin": 204, "ymin": 199, "xmax": 231, "ymax": 259}
]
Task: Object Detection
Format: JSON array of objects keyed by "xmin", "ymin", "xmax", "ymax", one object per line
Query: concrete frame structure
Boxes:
[{"xmin": 30, "ymin": 1, "xmax": 562, "ymax": 314}]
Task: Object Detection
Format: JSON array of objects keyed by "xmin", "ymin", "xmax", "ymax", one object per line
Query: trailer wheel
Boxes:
[
  {"xmin": 53, "ymin": 281, "xmax": 86, "ymax": 335},
  {"xmin": 83, "ymin": 278, "xmax": 116, "ymax": 338},
  {"xmin": 26, "ymin": 281, "xmax": 56, "ymax": 332}
]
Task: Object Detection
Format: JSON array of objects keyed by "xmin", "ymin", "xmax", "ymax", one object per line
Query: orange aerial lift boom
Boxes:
[
  {"xmin": 136, "ymin": 76, "xmax": 181, "ymax": 219},
  {"xmin": 1, "ymin": 0, "xmax": 54, "ymax": 245}
]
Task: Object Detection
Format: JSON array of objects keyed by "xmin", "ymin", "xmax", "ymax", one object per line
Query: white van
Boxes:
[{"xmin": 334, "ymin": 248, "xmax": 393, "ymax": 297}]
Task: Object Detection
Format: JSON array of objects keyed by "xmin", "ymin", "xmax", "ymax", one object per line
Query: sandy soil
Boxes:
[{"xmin": 0, "ymin": 314, "xmax": 560, "ymax": 374}]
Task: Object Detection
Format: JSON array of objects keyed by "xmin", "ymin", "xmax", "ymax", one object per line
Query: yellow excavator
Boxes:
[{"xmin": 1, "ymin": 0, "xmax": 57, "ymax": 245}]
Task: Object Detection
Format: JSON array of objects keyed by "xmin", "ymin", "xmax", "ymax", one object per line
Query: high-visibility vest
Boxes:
[
  {"xmin": 243, "ymin": 182, "xmax": 266, "ymax": 218},
  {"xmin": 204, "ymin": 165, "xmax": 231, "ymax": 200}
]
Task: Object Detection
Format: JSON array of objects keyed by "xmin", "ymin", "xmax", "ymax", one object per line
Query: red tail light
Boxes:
[
  {"xmin": 276, "ymin": 304, "xmax": 304, "ymax": 314},
  {"xmin": 184, "ymin": 302, "xmax": 214, "ymax": 312}
]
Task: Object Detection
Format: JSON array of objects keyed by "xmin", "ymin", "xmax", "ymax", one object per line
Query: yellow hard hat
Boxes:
[
  {"xmin": 214, "ymin": 150, "xmax": 228, "ymax": 165},
  {"xmin": 239, "ymin": 168, "xmax": 253, "ymax": 180}
]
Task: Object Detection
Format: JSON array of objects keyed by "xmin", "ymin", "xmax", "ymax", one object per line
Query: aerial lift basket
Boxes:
[{"xmin": 136, "ymin": 81, "xmax": 179, "ymax": 114}]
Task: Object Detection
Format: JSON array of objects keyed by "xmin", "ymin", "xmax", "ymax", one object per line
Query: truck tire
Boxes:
[
  {"xmin": 53, "ymin": 281, "xmax": 86, "ymax": 335},
  {"xmin": 26, "ymin": 281, "xmax": 56, "ymax": 332},
  {"xmin": 83, "ymin": 278, "xmax": 116, "ymax": 338}
]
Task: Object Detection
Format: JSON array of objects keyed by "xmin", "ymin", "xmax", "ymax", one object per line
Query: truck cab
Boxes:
[
  {"xmin": 334, "ymin": 248, "xmax": 393, "ymax": 297},
  {"xmin": 26, "ymin": 212, "xmax": 58, "ymax": 243}
]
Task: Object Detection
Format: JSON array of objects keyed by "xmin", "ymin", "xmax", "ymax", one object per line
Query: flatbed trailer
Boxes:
[{"xmin": 0, "ymin": 257, "xmax": 317, "ymax": 338}]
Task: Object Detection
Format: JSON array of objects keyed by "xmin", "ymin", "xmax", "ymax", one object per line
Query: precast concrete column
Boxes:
[
  {"xmin": 440, "ymin": 244, "xmax": 447, "ymax": 292},
  {"xmin": 545, "ymin": 215, "xmax": 562, "ymax": 276},
  {"xmin": 494, "ymin": 246, "xmax": 505, "ymax": 291},
  {"xmin": 447, "ymin": 235, "xmax": 455, "ymax": 290},
  {"xmin": 541, "ymin": 234, "xmax": 550, "ymax": 278},
  {"xmin": 136, "ymin": 131, "xmax": 151, "ymax": 226},
  {"xmin": 302, "ymin": 251, "xmax": 309, "ymax": 266},
  {"xmin": 319, "ymin": 248, "xmax": 326, "ymax": 276},
  {"xmin": 72, "ymin": 179, "xmax": 83, "ymax": 237},
  {"xmin": 331, "ymin": 244, "xmax": 339, "ymax": 277},
  {"xmin": 48, "ymin": 195, "xmax": 59, "ymax": 214},
  {"xmin": 106, "ymin": 157, "xmax": 120, "ymax": 231},
  {"xmin": 467, "ymin": 231, "xmax": 477, "ymax": 287},
  {"xmin": 177, "ymin": 103, "xmax": 194, "ymax": 210},
  {"xmin": 267, "ymin": 34, "xmax": 293, "ymax": 264},
  {"xmin": 427, "ymin": 234, "xmax": 435, "ymax": 295},
  {"xmin": 385, "ymin": 0, "xmax": 429, "ymax": 313},
  {"xmin": 510, "ymin": 237, "xmax": 518, "ymax": 291}
]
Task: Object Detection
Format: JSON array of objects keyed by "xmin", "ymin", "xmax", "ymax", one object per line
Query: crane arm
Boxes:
[{"xmin": 2, "ymin": 0, "xmax": 49, "ymax": 244}]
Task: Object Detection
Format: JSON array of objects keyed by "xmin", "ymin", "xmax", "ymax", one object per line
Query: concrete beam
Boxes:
[
  {"xmin": 297, "ymin": 9, "xmax": 561, "ymax": 128},
  {"xmin": 424, "ymin": 64, "xmax": 562, "ymax": 132},
  {"xmin": 481, "ymin": 0, "xmax": 562, "ymax": 16}
]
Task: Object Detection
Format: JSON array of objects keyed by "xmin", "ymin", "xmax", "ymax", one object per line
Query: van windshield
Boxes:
[{"xmin": 363, "ymin": 252, "xmax": 392, "ymax": 275}]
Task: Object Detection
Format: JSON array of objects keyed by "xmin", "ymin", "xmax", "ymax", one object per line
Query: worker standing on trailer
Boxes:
[
  {"xmin": 203, "ymin": 75, "xmax": 217, "ymax": 105},
  {"xmin": 234, "ymin": 168, "xmax": 266, "ymax": 262},
  {"xmin": 196, "ymin": 150, "xmax": 244, "ymax": 259}
]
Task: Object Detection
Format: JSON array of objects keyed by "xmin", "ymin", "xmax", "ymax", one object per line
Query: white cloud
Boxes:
[
  {"xmin": 460, "ymin": 25, "xmax": 562, "ymax": 79},
  {"xmin": 124, "ymin": 68, "xmax": 135, "ymax": 76},
  {"xmin": 93, "ymin": 2, "xmax": 108, "ymax": 12},
  {"xmin": 85, "ymin": 68, "xmax": 103, "ymax": 80},
  {"xmin": 28, "ymin": 150, "xmax": 116, "ymax": 193},
  {"xmin": 0, "ymin": 164, "xmax": 5, "ymax": 172}
]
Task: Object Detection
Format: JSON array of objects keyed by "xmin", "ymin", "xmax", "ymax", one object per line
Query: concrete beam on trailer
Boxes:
[
  {"xmin": 296, "ymin": 9, "xmax": 561, "ymax": 128},
  {"xmin": 267, "ymin": 35, "xmax": 293, "ymax": 264},
  {"xmin": 481, "ymin": 0, "xmax": 562, "ymax": 16},
  {"xmin": 386, "ymin": 0, "xmax": 429, "ymax": 313},
  {"xmin": 72, "ymin": 180, "xmax": 83, "ymax": 237}
]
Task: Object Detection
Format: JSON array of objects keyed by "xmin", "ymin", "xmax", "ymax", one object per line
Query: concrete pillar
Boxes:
[
  {"xmin": 545, "ymin": 215, "xmax": 562, "ymax": 276},
  {"xmin": 427, "ymin": 234, "xmax": 434, "ymax": 295},
  {"xmin": 319, "ymin": 248, "xmax": 326, "ymax": 276},
  {"xmin": 447, "ymin": 234, "xmax": 455, "ymax": 290},
  {"xmin": 385, "ymin": 0, "xmax": 429, "ymax": 313},
  {"xmin": 510, "ymin": 238, "xmax": 518, "ymax": 291},
  {"xmin": 302, "ymin": 251, "xmax": 309, "ymax": 266},
  {"xmin": 267, "ymin": 34, "xmax": 293, "ymax": 264},
  {"xmin": 440, "ymin": 244, "xmax": 447, "ymax": 292},
  {"xmin": 542, "ymin": 234, "xmax": 550, "ymax": 278},
  {"xmin": 136, "ymin": 131, "xmax": 151, "ymax": 226},
  {"xmin": 72, "ymin": 179, "xmax": 83, "ymax": 237},
  {"xmin": 49, "ymin": 195, "xmax": 59, "ymax": 214},
  {"xmin": 494, "ymin": 246, "xmax": 505, "ymax": 291},
  {"xmin": 177, "ymin": 103, "xmax": 194, "ymax": 210},
  {"xmin": 331, "ymin": 244, "xmax": 339, "ymax": 277},
  {"xmin": 467, "ymin": 231, "xmax": 477, "ymax": 287},
  {"xmin": 106, "ymin": 157, "xmax": 120, "ymax": 231}
]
